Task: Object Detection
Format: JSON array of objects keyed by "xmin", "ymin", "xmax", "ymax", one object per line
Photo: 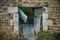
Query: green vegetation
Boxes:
[
  {"xmin": 53, "ymin": 32, "xmax": 60, "ymax": 40},
  {"xmin": 35, "ymin": 31, "xmax": 60, "ymax": 40},
  {"xmin": 35, "ymin": 31, "xmax": 49, "ymax": 40}
]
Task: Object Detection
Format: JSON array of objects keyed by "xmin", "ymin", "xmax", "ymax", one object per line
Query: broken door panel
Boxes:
[
  {"xmin": 34, "ymin": 17, "xmax": 41, "ymax": 34},
  {"xmin": 34, "ymin": 7, "xmax": 43, "ymax": 17},
  {"xmin": 19, "ymin": 9, "xmax": 27, "ymax": 23},
  {"xmin": 22, "ymin": 24, "xmax": 34, "ymax": 38}
]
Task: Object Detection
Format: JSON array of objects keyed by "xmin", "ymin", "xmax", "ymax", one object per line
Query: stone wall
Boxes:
[{"xmin": 47, "ymin": 0, "xmax": 60, "ymax": 31}]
